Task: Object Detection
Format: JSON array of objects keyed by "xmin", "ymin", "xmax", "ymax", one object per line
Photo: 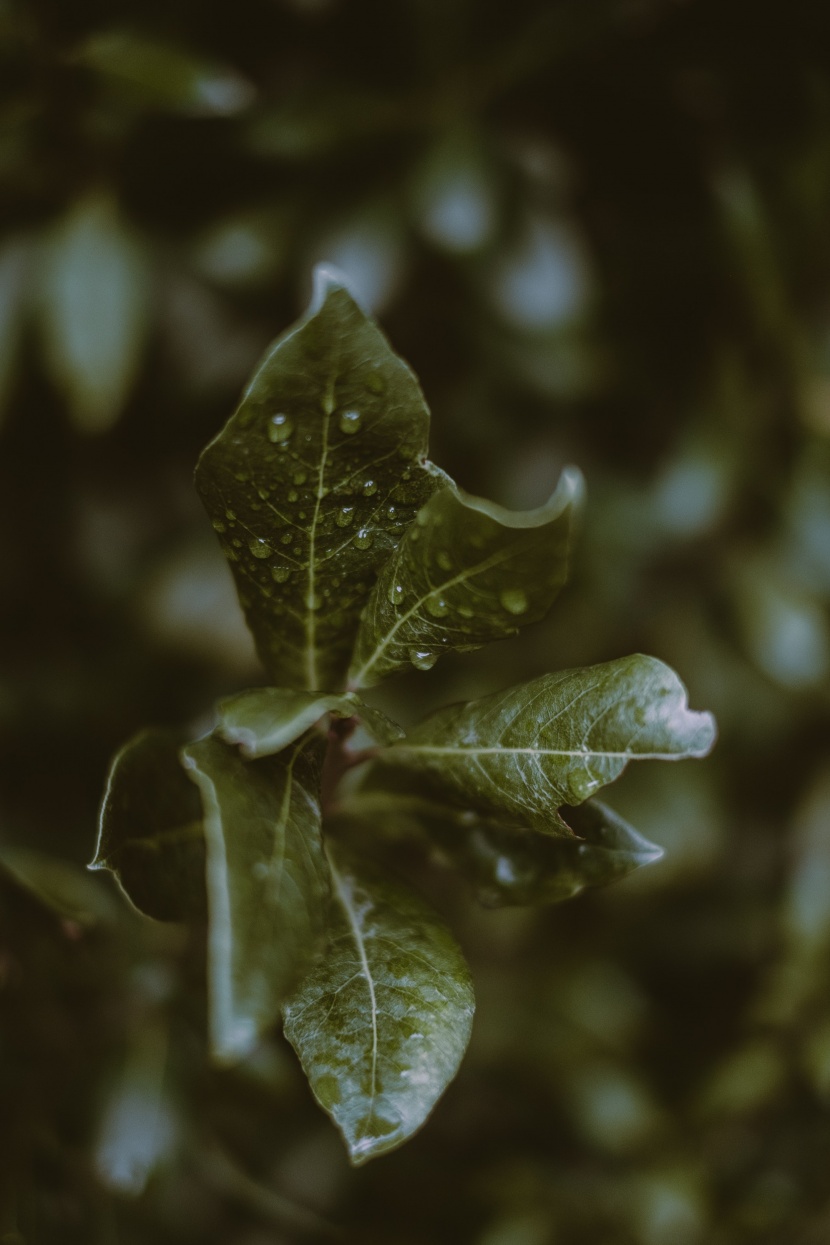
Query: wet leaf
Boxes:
[
  {"xmin": 195, "ymin": 265, "xmax": 443, "ymax": 692},
  {"xmin": 92, "ymin": 728, "xmax": 207, "ymax": 922},
  {"xmin": 349, "ymin": 469, "xmax": 583, "ymax": 687},
  {"xmin": 37, "ymin": 192, "xmax": 149, "ymax": 433},
  {"xmin": 182, "ymin": 733, "xmax": 328, "ymax": 1062},
  {"xmin": 377, "ymin": 655, "xmax": 716, "ymax": 835},
  {"xmin": 283, "ymin": 843, "xmax": 474, "ymax": 1165}
]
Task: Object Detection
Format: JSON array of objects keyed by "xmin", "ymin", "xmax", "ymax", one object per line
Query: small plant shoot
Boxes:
[{"xmin": 94, "ymin": 266, "xmax": 717, "ymax": 1165}]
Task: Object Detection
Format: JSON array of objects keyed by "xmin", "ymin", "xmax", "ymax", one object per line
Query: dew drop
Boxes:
[
  {"xmin": 388, "ymin": 583, "xmax": 405, "ymax": 607},
  {"xmin": 387, "ymin": 505, "xmax": 397, "ymax": 520},
  {"xmin": 272, "ymin": 566, "xmax": 290, "ymax": 584},
  {"xmin": 292, "ymin": 546, "xmax": 302, "ymax": 557},
  {"xmin": 571, "ymin": 773, "xmax": 600, "ymax": 802},
  {"xmin": 234, "ymin": 470, "xmax": 248, "ymax": 483},
  {"xmin": 280, "ymin": 533, "xmax": 292, "ymax": 545},
  {"xmin": 436, "ymin": 550, "xmax": 452, "ymax": 571},
  {"xmin": 257, "ymin": 487, "xmax": 270, "ymax": 501},
  {"xmin": 232, "ymin": 538, "xmax": 242, "ymax": 548},
  {"xmin": 363, "ymin": 479, "xmax": 378, "ymax": 496},
  {"xmin": 225, "ymin": 547, "xmax": 239, "ymax": 562},
  {"xmin": 335, "ymin": 505, "xmax": 355, "ymax": 528},
  {"xmin": 457, "ymin": 604, "xmax": 474, "ymax": 618},
  {"xmin": 292, "ymin": 469, "xmax": 307, "ymax": 486},
  {"xmin": 354, "ymin": 528, "xmax": 373, "ymax": 550},
  {"xmin": 365, "ymin": 371, "xmax": 385, "ymax": 393},
  {"xmin": 409, "ymin": 648, "xmax": 438, "ymax": 671},
  {"xmin": 248, "ymin": 538, "xmax": 272, "ymax": 560},
  {"xmin": 500, "ymin": 588, "xmax": 528, "ymax": 615},
  {"xmin": 338, "ymin": 409, "xmax": 362, "ymax": 435},
  {"xmin": 288, "ymin": 489, "xmax": 299, "ymax": 503},
  {"xmin": 225, "ymin": 509, "xmax": 237, "ymax": 522},
  {"xmin": 212, "ymin": 518, "xmax": 226, "ymax": 533},
  {"xmin": 426, "ymin": 595, "xmax": 449, "ymax": 618},
  {"xmin": 268, "ymin": 413, "xmax": 293, "ymax": 443}
]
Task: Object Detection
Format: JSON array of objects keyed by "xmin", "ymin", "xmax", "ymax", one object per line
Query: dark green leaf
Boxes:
[
  {"xmin": 2, "ymin": 847, "xmax": 114, "ymax": 927},
  {"xmin": 283, "ymin": 843, "xmax": 474, "ymax": 1165},
  {"xmin": 217, "ymin": 687, "xmax": 405, "ymax": 757},
  {"xmin": 376, "ymin": 655, "xmax": 717, "ymax": 835},
  {"xmin": 348, "ymin": 470, "xmax": 583, "ymax": 687},
  {"xmin": 195, "ymin": 266, "xmax": 444, "ymax": 692},
  {"xmin": 182, "ymin": 733, "xmax": 328, "ymax": 1062},
  {"xmin": 92, "ymin": 728, "xmax": 207, "ymax": 921}
]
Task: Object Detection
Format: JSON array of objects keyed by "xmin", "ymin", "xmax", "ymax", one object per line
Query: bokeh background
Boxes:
[{"xmin": 3, "ymin": 0, "xmax": 830, "ymax": 1241}]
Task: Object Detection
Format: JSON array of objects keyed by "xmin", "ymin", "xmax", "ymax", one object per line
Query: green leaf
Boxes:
[
  {"xmin": 217, "ymin": 687, "xmax": 404, "ymax": 758},
  {"xmin": 37, "ymin": 192, "xmax": 150, "ymax": 434},
  {"xmin": 2, "ymin": 847, "xmax": 115, "ymax": 927},
  {"xmin": 195, "ymin": 265, "xmax": 443, "ymax": 692},
  {"xmin": 182, "ymin": 733, "xmax": 328, "ymax": 1062},
  {"xmin": 376, "ymin": 655, "xmax": 716, "ymax": 835},
  {"xmin": 345, "ymin": 775, "xmax": 663, "ymax": 906},
  {"xmin": 92, "ymin": 728, "xmax": 207, "ymax": 921},
  {"xmin": 349, "ymin": 470, "xmax": 583, "ymax": 686},
  {"xmin": 283, "ymin": 843, "xmax": 474, "ymax": 1165}
]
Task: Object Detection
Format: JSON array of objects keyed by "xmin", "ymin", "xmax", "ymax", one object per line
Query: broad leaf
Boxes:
[
  {"xmin": 195, "ymin": 265, "xmax": 443, "ymax": 692},
  {"xmin": 348, "ymin": 469, "xmax": 583, "ymax": 687},
  {"xmin": 182, "ymin": 733, "xmax": 328, "ymax": 1062},
  {"xmin": 92, "ymin": 728, "xmax": 207, "ymax": 921},
  {"xmin": 345, "ymin": 776, "xmax": 663, "ymax": 906},
  {"xmin": 217, "ymin": 686, "xmax": 403, "ymax": 758},
  {"xmin": 283, "ymin": 843, "xmax": 474, "ymax": 1165},
  {"xmin": 376, "ymin": 655, "xmax": 716, "ymax": 835}
]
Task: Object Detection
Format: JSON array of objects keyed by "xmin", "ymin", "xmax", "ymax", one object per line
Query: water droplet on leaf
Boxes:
[
  {"xmin": 409, "ymin": 648, "xmax": 438, "ymax": 671},
  {"xmin": 335, "ymin": 506, "xmax": 355, "ymax": 528},
  {"xmin": 500, "ymin": 588, "xmax": 529, "ymax": 615},
  {"xmin": 248, "ymin": 538, "xmax": 272, "ymax": 560},
  {"xmin": 292, "ymin": 469, "xmax": 307, "ymax": 486},
  {"xmin": 212, "ymin": 519, "xmax": 226, "ymax": 533},
  {"xmin": 426, "ymin": 595, "xmax": 449, "ymax": 618},
  {"xmin": 363, "ymin": 479, "xmax": 377, "ymax": 496},
  {"xmin": 388, "ymin": 583, "xmax": 404, "ymax": 607},
  {"xmin": 355, "ymin": 528, "xmax": 373, "ymax": 549},
  {"xmin": 338, "ymin": 409, "xmax": 362, "ymax": 435},
  {"xmin": 268, "ymin": 413, "xmax": 293, "ymax": 443},
  {"xmin": 272, "ymin": 566, "xmax": 290, "ymax": 584},
  {"xmin": 436, "ymin": 550, "xmax": 452, "ymax": 571}
]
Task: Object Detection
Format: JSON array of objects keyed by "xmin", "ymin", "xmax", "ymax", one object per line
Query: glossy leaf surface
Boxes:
[
  {"xmin": 283, "ymin": 844, "xmax": 474, "ymax": 1165},
  {"xmin": 195, "ymin": 266, "xmax": 443, "ymax": 691},
  {"xmin": 216, "ymin": 686, "xmax": 404, "ymax": 758},
  {"xmin": 349, "ymin": 469, "xmax": 583, "ymax": 687},
  {"xmin": 92, "ymin": 728, "xmax": 206, "ymax": 921},
  {"xmin": 378, "ymin": 655, "xmax": 716, "ymax": 835},
  {"xmin": 182, "ymin": 733, "xmax": 328, "ymax": 1061}
]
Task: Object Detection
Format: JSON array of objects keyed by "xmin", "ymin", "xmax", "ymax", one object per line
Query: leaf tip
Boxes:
[{"xmin": 310, "ymin": 262, "xmax": 365, "ymax": 314}]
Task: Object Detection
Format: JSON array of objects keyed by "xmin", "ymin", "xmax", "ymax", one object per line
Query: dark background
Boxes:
[{"xmin": 3, "ymin": 0, "xmax": 830, "ymax": 1241}]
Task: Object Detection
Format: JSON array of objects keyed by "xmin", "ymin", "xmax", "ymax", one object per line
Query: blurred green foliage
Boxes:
[{"xmin": 3, "ymin": 0, "xmax": 830, "ymax": 1240}]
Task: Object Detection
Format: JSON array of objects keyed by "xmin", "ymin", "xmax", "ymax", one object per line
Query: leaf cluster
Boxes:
[{"xmin": 94, "ymin": 268, "xmax": 716, "ymax": 1164}]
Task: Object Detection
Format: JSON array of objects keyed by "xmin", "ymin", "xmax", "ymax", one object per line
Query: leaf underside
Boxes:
[
  {"xmin": 349, "ymin": 470, "xmax": 584, "ymax": 687},
  {"xmin": 92, "ymin": 727, "xmax": 207, "ymax": 921},
  {"xmin": 344, "ymin": 773, "xmax": 664, "ymax": 907},
  {"xmin": 376, "ymin": 654, "xmax": 717, "ymax": 836},
  {"xmin": 195, "ymin": 268, "xmax": 443, "ymax": 693},
  {"xmin": 182, "ymin": 732, "xmax": 329, "ymax": 1062},
  {"xmin": 283, "ymin": 843, "xmax": 475, "ymax": 1165}
]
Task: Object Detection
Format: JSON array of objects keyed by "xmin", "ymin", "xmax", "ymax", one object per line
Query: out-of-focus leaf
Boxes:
[
  {"xmin": 75, "ymin": 30, "xmax": 254, "ymax": 117},
  {"xmin": 309, "ymin": 203, "xmax": 407, "ymax": 315},
  {"xmin": 732, "ymin": 553, "xmax": 830, "ymax": 689},
  {"xmin": 283, "ymin": 844, "xmax": 474, "ymax": 1165},
  {"xmin": 1, "ymin": 846, "xmax": 114, "ymax": 926},
  {"xmin": 348, "ymin": 470, "xmax": 583, "ymax": 687},
  {"xmin": 195, "ymin": 265, "xmax": 443, "ymax": 691},
  {"xmin": 377, "ymin": 656, "xmax": 716, "ymax": 835},
  {"xmin": 345, "ymin": 776, "xmax": 662, "ymax": 906},
  {"xmin": 92, "ymin": 728, "xmax": 207, "ymax": 922},
  {"xmin": 488, "ymin": 214, "xmax": 592, "ymax": 332},
  {"xmin": 95, "ymin": 1019, "xmax": 176, "ymax": 1195},
  {"xmin": 410, "ymin": 128, "xmax": 499, "ymax": 255},
  {"xmin": 192, "ymin": 208, "xmax": 288, "ymax": 289},
  {"xmin": 182, "ymin": 733, "xmax": 328, "ymax": 1062},
  {"xmin": 0, "ymin": 235, "xmax": 30, "ymax": 419},
  {"xmin": 37, "ymin": 192, "xmax": 149, "ymax": 433},
  {"xmin": 217, "ymin": 686, "xmax": 405, "ymax": 757}
]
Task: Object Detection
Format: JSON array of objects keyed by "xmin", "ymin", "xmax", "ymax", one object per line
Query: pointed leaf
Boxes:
[
  {"xmin": 195, "ymin": 265, "xmax": 444, "ymax": 692},
  {"xmin": 377, "ymin": 655, "xmax": 716, "ymax": 835},
  {"xmin": 37, "ymin": 193, "xmax": 149, "ymax": 433},
  {"xmin": 182, "ymin": 733, "xmax": 328, "ymax": 1061},
  {"xmin": 283, "ymin": 844, "xmax": 474, "ymax": 1165},
  {"xmin": 92, "ymin": 728, "xmax": 207, "ymax": 921},
  {"xmin": 349, "ymin": 469, "xmax": 583, "ymax": 687}
]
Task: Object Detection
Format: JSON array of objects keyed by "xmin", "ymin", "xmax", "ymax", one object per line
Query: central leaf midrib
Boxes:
[
  {"xmin": 305, "ymin": 357, "xmax": 338, "ymax": 690},
  {"xmin": 329, "ymin": 853, "xmax": 380, "ymax": 1128},
  {"xmin": 393, "ymin": 745, "xmax": 692, "ymax": 761}
]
